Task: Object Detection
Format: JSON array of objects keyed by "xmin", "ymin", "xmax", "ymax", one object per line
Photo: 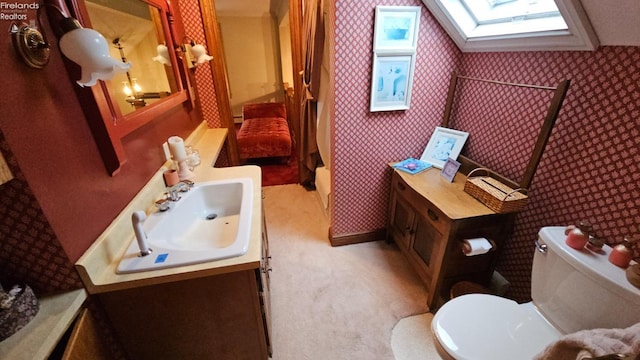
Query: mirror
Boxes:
[
  {"xmin": 84, "ymin": 0, "xmax": 179, "ymax": 116},
  {"xmin": 67, "ymin": 0, "xmax": 191, "ymax": 174}
]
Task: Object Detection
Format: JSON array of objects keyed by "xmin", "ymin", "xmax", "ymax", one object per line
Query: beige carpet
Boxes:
[
  {"xmin": 391, "ymin": 313, "xmax": 440, "ymax": 360},
  {"xmin": 263, "ymin": 184, "xmax": 431, "ymax": 359}
]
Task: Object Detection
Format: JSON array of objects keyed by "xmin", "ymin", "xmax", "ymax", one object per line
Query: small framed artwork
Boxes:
[
  {"xmin": 420, "ymin": 127, "xmax": 469, "ymax": 169},
  {"xmin": 373, "ymin": 6, "xmax": 421, "ymax": 52},
  {"xmin": 370, "ymin": 53, "xmax": 415, "ymax": 112},
  {"xmin": 441, "ymin": 158, "xmax": 461, "ymax": 182}
]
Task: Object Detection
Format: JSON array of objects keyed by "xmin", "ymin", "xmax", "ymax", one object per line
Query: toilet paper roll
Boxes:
[{"xmin": 462, "ymin": 238, "xmax": 493, "ymax": 256}]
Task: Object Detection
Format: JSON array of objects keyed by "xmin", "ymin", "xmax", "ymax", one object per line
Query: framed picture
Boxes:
[
  {"xmin": 373, "ymin": 6, "xmax": 421, "ymax": 51},
  {"xmin": 370, "ymin": 53, "xmax": 415, "ymax": 112},
  {"xmin": 441, "ymin": 158, "xmax": 461, "ymax": 182},
  {"xmin": 420, "ymin": 127, "xmax": 469, "ymax": 169}
]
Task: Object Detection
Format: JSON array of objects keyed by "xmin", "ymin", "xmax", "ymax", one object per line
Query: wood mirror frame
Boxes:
[{"xmin": 64, "ymin": 0, "xmax": 193, "ymax": 175}]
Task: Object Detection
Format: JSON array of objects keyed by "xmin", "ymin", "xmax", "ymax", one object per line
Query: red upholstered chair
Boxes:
[{"xmin": 237, "ymin": 102, "xmax": 292, "ymax": 160}]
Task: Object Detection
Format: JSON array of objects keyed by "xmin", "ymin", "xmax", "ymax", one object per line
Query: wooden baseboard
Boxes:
[{"xmin": 329, "ymin": 228, "xmax": 387, "ymax": 247}]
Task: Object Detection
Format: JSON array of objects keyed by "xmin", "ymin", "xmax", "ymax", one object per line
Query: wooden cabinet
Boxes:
[
  {"xmin": 388, "ymin": 168, "xmax": 515, "ymax": 309},
  {"xmin": 61, "ymin": 308, "xmax": 112, "ymax": 360},
  {"xmin": 257, "ymin": 210, "xmax": 272, "ymax": 357},
  {"xmin": 96, "ymin": 219, "xmax": 272, "ymax": 360}
]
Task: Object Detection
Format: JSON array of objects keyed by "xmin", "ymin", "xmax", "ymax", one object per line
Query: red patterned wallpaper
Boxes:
[
  {"xmin": 459, "ymin": 48, "xmax": 640, "ymax": 301},
  {"xmin": 332, "ymin": 1, "xmax": 640, "ymax": 301},
  {"xmin": 0, "ymin": 132, "xmax": 83, "ymax": 295},
  {"xmin": 178, "ymin": 0, "xmax": 222, "ymax": 129},
  {"xmin": 333, "ymin": 0, "xmax": 461, "ymax": 234},
  {"xmin": 178, "ymin": 0, "xmax": 230, "ymax": 168},
  {"xmin": 447, "ymin": 80, "xmax": 554, "ymax": 184}
]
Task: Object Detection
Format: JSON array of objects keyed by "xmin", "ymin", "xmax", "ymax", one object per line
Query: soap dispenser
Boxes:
[
  {"xmin": 609, "ymin": 237, "xmax": 634, "ymax": 268},
  {"xmin": 565, "ymin": 221, "xmax": 591, "ymax": 250}
]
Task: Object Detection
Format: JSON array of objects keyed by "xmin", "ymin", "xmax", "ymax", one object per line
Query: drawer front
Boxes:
[{"xmin": 393, "ymin": 173, "xmax": 448, "ymax": 235}]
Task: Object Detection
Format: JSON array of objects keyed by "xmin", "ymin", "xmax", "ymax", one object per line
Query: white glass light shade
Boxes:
[
  {"xmin": 59, "ymin": 28, "xmax": 131, "ymax": 87},
  {"xmin": 152, "ymin": 44, "xmax": 171, "ymax": 66},
  {"xmin": 190, "ymin": 43, "xmax": 213, "ymax": 65}
]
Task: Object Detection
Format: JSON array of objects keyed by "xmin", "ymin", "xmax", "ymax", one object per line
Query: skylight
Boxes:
[
  {"xmin": 421, "ymin": 0, "xmax": 599, "ymax": 52},
  {"xmin": 467, "ymin": 0, "xmax": 561, "ymax": 24}
]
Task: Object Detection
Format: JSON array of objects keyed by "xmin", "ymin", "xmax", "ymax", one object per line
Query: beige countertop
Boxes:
[
  {"xmin": 391, "ymin": 165, "xmax": 496, "ymax": 220},
  {"xmin": 75, "ymin": 123, "xmax": 263, "ymax": 294}
]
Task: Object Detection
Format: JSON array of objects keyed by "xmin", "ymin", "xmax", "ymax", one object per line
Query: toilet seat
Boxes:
[{"xmin": 431, "ymin": 294, "xmax": 561, "ymax": 360}]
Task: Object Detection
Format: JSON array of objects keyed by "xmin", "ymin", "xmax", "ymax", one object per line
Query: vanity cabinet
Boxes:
[
  {"xmin": 257, "ymin": 210, "xmax": 273, "ymax": 356},
  {"xmin": 96, "ymin": 219, "xmax": 272, "ymax": 360},
  {"xmin": 387, "ymin": 168, "xmax": 515, "ymax": 310}
]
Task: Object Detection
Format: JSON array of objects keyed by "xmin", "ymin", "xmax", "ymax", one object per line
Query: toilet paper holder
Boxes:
[{"xmin": 460, "ymin": 238, "xmax": 497, "ymax": 256}]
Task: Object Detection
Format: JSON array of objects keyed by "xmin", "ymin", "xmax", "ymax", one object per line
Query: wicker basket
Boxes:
[{"xmin": 464, "ymin": 168, "xmax": 528, "ymax": 213}]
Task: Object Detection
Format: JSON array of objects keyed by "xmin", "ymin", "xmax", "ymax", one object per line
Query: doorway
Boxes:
[
  {"xmin": 214, "ymin": 0, "xmax": 291, "ymax": 121},
  {"xmin": 200, "ymin": 0, "xmax": 303, "ymax": 185}
]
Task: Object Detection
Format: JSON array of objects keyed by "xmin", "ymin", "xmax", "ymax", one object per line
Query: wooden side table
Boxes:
[{"xmin": 387, "ymin": 167, "xmax": 516, "ymax": 309}]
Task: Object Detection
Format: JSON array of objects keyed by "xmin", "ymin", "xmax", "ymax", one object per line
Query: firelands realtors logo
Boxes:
[
  {"xmin": 2, "ymin": 1, "xmax": 39, "ymax": 35},
  {"xmin": 2, "ymin": 1, "xmax": 39, "ymax": 22}
]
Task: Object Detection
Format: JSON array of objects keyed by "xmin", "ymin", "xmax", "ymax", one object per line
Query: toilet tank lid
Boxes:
[{"xmin": 538, "ymin": 226, "xmax": 640, "ymax": 306}]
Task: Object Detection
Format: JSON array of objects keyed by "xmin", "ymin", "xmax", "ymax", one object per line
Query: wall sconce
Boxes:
[
  {"xmin": 59, "ymin": 17, "xmax": 130, "ymax": 87},
  {"xmin": 152, "ymin": 44, "xmax": 171, "ymax": 66},
  {"xmin": 180, "ymin": 36, "xmax": 213, "ymax": 68},
  {"xmin": 11, "ymin": 22, "xmax": 50, "ymax": 69},
  {"xmin": 10, "ymin": 4, "xmax": 130, "ymax": 87}
]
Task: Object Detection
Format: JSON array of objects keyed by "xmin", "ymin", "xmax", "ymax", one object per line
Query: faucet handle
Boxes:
[
  {"xmin": 182, "ymin": 179, "xmax": 195, "ymax": 189},
  {"xmin": 165, "ymin": 190, "xmax": 181, "ymax": 202},
  {"xmin": 165, "ymin": 180, "xmax": 194, "ymax": 202},
  {"xmin": 155, "ymin": 198, "xmax": 171, "ymax": 212}
]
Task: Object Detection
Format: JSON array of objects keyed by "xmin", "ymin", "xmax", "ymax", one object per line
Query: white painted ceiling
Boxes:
[
  {"xmin": 213, "ymin": 0, "xmax": 640, "ymax": 47},
  {"xmin": 581, "ymin": 0, "xmax": 640, "ymax": 46}
]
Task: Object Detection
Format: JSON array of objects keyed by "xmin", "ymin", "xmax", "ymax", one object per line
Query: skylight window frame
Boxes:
[
  {"xmin": 461, "ymin": 0, "xmax": 561, "ymax": 25},
  {"xmin": 421, "ymin": 0, "xmax": 599, "ymax": 52}
]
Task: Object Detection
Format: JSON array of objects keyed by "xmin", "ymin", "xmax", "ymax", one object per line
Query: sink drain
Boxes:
[{"xmin": 206, "ymin": 213, "xmax": 218, "ymax": 220}]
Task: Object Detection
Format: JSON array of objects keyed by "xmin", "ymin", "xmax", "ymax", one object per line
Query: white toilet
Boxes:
[{"xmin": 431, "ymin": 226, "xmax": 640, "ymax": 360}]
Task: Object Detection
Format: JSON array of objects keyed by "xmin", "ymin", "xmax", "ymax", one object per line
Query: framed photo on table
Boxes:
[
  {"xmin": 420, "ymin": 127, "xmax": 469, "ymax": 169},
  {"xmin": 441, "ymin": 158, "xmax": 461, "ymax": 182},
  {"xmin": 370, "ymin": 53, "xmax": 415, "ymax": 112},
  {"xmin": 373, "ymin": 6, "xmax": 421, "ymax": 52}
]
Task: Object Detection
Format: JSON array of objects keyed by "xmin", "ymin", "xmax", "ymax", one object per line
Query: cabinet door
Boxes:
[
  {"xmin": 388, "ymin": 191, "xmax": 416, "ymax": 252},
  {"xmin": 411, "ymin": 214, "xmax": 446, "ymax": 301},
  {"xmin": 258, "ymin": 212, "xmax": 273, "ymax": 356},
  {"xmin": 98, "ymin": 272, "xmax": 269, "ymax": 359},
  {"xmin": 62, "ymin": 308, "xmax": 111, "ymax": 360}
]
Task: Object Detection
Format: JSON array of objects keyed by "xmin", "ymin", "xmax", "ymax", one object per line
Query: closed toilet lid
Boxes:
[{"xmin": 432, "ymin": 294, "xmax": 561, "ymax": 360}]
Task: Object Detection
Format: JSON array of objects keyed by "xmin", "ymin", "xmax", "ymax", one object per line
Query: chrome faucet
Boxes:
[
  {"xmin": 154, "ymin": 180, "xmax": 195, "ymax": 212},
  {"xmin": 165, "ymin": 180, "xmax": 194, "ymax": 202},
  {"xmin": 132, "ymin": 210, "xmax": 152, "ymax": 256}
]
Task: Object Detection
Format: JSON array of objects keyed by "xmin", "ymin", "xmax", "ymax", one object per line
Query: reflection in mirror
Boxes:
[{"xmin": 85, "ymin": 0, "xmax": 178, "ymax": 116}]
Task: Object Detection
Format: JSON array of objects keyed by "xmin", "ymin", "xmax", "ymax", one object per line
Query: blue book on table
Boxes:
[{"xmin": 392, "ymin": 158, "xmax": 432, "ymax": 174}]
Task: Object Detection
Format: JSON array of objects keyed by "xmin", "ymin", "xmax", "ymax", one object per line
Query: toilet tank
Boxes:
[{"xmin": 532, "ymin": 226, "xmax": 640, "ymax": 334}]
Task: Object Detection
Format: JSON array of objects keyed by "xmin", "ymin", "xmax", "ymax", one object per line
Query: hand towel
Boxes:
[{"xmin": 534, "ymin": 323, "xmax": 640, "ymax": 360}]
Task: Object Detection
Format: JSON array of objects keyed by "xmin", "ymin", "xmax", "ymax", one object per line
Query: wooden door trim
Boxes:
[
  {"xmin": 199, "ymin": 0, "xmax": 240, "ymax": 165},
  {"xmin": 289, "ymin": 0, "xmax": 304, "ymax": 181}
]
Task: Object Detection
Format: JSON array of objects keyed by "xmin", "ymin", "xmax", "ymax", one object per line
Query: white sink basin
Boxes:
[{"xmin": 116, "ymin": 178, "xmax": 253, "ymax": 273}]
